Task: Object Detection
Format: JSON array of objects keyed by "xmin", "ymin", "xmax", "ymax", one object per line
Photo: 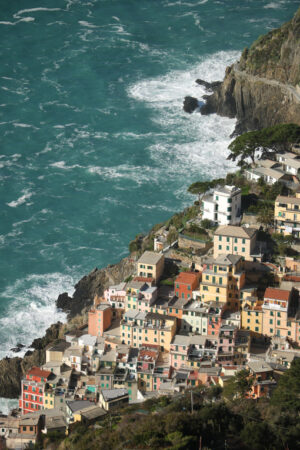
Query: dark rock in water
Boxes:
[
  {"xmin": 24, "ymin": 350, "xmax": 33, "ymax": 357},
  {"xmin": 196, "ymin": 79, "xmax": 222, "ymax": 90},
  {"xmin": 16, "ymin": 343, "xmax": 25, "ymax": 349},
  {"xmin": 183, "ymin": 96, "xmax": 199, "ymax": 113},
  {"xmin": 10, "ymin": 348, "xmax": 21, "ymax": 353},
  {"xmin": 56, "ymin": 292, "xmax": 73, "ymax": 312}
]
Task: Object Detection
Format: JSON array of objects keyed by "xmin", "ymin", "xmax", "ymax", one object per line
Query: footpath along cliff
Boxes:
[{"xmin": 199, "ymin": 7, "xmax": 300, "ymax": 134}]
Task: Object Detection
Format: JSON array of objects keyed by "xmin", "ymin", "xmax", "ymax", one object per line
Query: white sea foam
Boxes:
[
  {"xmin": 127, "ymin": 50, "xmax": 239, "ymax": 186},
  {"xmin": 13, "ymin": 8, "xmax": 61, "ymax": 19},
  {"xmin": 264, "ymin": 2, "xmax": 283, "ymax": 9},
  {"xmin": 78, "ymin": 20, "xmax": 98, "ymax": 28},
  {"xmin": 50, "ymin": 161, "xmax": 82, "ymax": 170},
  {"xmin": 6, "ymin": 189, "xmax": 33, "ymax": 208},
  {"xmin": 0, "ymin": 272, "xmax": 75, "ymax": 359},
  {"xmin": 0, "ymin": 398, "xmax": 18, "ymax": 415}
]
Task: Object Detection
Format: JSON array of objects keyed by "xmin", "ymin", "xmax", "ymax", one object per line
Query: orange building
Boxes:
[
  {"xmin": 174, "ymin": 272, "xmax": 201, "ymax": 301},
  {"xmin": 88, "ymin": 303, "xmax": 112, "ymax": 337}
]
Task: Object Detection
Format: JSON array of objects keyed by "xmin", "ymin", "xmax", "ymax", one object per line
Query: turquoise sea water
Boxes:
[{"xmin": 0, "ymin": 0, "xmax": 299, "ymax": 373}]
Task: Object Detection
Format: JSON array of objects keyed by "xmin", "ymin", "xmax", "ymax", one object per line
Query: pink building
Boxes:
[
  {"xmin": 88, "ymin": 303, "xmax": 112, "ymax": 337},
  {"xmin": 170, "ymin": 335, "xmax": 190, "ymax": 369},
  {"xmin": 216, "ymin": 325, "xmax": 236, "ymax": 365}
]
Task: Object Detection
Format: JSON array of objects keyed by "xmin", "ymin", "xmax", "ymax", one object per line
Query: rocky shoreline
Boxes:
[
  {"xmin": 0, "ymin": 257, "xmax": 135, "ymax": 400},
  {"xmin": 184, "ymin": 8, "xmax": 300, "ymax": 134},
  {"xmin": 1, "ymin": 6, "xmax": 299, "ymax": 404}
]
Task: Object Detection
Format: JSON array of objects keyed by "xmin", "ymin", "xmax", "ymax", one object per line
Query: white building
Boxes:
[
  {"xmin": 276, "ymin": 152, "xmax": 300, "ymax": 177},
  {"xmin": 201, "ymin": 185, "xmax": 241, "ymax": 226}
]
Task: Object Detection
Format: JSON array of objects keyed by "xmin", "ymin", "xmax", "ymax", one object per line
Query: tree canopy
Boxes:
[{"xmin": 227, "ymin": 123, "xmax": 300, "ymax": 167}]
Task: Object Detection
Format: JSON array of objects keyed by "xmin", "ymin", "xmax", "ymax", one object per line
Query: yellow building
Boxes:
[
  {"xmin": 241, "ymin": 297, "xmax": 263, "ymax": 334},
  {"xmin": 137, "ymin": 251, "xmax": 164, "ymax": 283},
  {"xmin": 214, "ymin": 225, "xmax": 258, "ymax": 261},
  {"xmin": 121, "ymin": 310, "xmax": 177, "ymax": 351},
  {"xmin": 44, "ymin": 390, "xmax": 55, "ymax": 409},
  {"xmin": 200, "ymin": 255, "xmax": 245, "ymax": 309},
  {"xmin": 274, "ymin": 193, "xmax": 300, "ymax": 237}
]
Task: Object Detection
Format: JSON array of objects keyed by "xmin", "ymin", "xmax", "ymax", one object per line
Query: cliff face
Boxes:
[
  {"xmin": 56, "ymin": 256, "xmax": 135, "ymax": 318},
  {"xmin": 0, "ymin": 323, "xmax": 62, "ymax": 398},
  {"xmin": 201, "ymin": 8, "xmax": 300, "ymax": 133}
]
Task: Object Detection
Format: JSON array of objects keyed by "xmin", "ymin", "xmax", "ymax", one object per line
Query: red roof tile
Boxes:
[
  {"xmin": 27, "ymin": 366, "xmax": 51, "ymax": 379},
  {"xmin": 264, "ymin": 288, "xmax": 290, "ymax": 301},
  {"xmin": 175, "ymin": 272, "xmax": 200, "ymax": 285},
  {"xmin": 133, "ymin": 276, "xmax": 154, "ymax": 283}
]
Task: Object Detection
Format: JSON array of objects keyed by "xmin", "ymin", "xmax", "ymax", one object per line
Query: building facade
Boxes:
[{"xmin": 201, "ymin": 185, "xmax": 241, "ymax": 226}]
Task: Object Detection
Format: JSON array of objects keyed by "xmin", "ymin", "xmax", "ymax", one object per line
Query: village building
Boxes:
[
  {"xmin": 262, "ymin": 287, "xmax": 299, "ymax": 340},
  {"xmin": 19, "ymin": 367, "xmax": 52, "ymax": 415},
  {"xmin": 121, "ymin": 310, "xmax": 177, "ymax": 351},
  {"xmin": 200, "ymin": 255, "xmax": 245, "ymax": 309},
  {"xmin": 213, "ymin": 225, "xmax": 261, "ymax": 261},
  {"xmin": 174, "ymin": 271, "xmax": 201, "ymax": 301},
  {"xmin": 201, "ymin": 185, "xmax": 241, "ymax": 226},
  {"xmin": 274, "ymin": 192, "xmax": 300, "ymax": 236},
  {"xmin": 136, "ymin": 251, "xmax": 164, "ymax": 283},
  {"xmin": 241, "ymin": 296, "xmax": 264, "ymax": 334},
  {"xmin": 99, "ymin": 389, "xmax": 129, "ymax": 411}
]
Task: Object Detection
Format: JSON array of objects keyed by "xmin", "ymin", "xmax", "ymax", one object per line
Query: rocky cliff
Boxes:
[
  {"xmin": 0, "ymin": 323, "xmax": 62, "ymax": 398},
  {"xmin": 56, "ymin": 256, "xmax": 135, "ymax": 318},
  {"xmin": 0, "ymin": 257, "xmax": 135, "ymax": 399},
  {"xmin": 200, "ymin": 8, "xmax": 300, "ymax": 134}
]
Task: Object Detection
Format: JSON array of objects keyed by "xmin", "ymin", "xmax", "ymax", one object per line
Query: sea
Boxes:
[{"xmin": 0, "ymin": 0, "xmax": 299, "ymax": 411}]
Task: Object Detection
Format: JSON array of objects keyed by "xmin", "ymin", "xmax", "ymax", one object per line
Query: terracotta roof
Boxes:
[
  {"xmin": 264, "ymin": 288, "xmax": 291, "ymax": 301},
  {"xmin": 175, "ymin": 272, "xmax": 199, "ymax": 285},
  {"xmin": 138, "ymin": 349, "xmax": 157, "ymax": 362},
  {"xmin": 27, "ymin": 366, "xmax": 51, "ymax": 379},
  {"xmin": 133, "ymin": 276, "xmax": 154, "ymax": 283}
]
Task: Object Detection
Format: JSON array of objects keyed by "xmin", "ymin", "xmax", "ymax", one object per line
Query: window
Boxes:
[
  {"xmin": 277, "ymin": 320, "xmax": 281, "ymax": 326},
  {"xmin": 234, "ymin": 246, "xmax": 237, "ymax": 252},
  {"xmin": 227, "ymin": 237, "xmax": 230, "ymax": 242},
  {"xmin": 269, "ymin": 319, "xmax": 273, "ymax": 324},
  {"xmin": 242, "ymin": 248, "xmax": 245, "ymax": 253},
  {"xmin": 219, "ymin": 236, "xmax": 222, "ymax": 241},
  {"xmin": 218, "ymin": 245, "xmax": 222, "ymax": 250},
  {"xmin": 226, "ymin": 246, "xmax": 229, "ymax": 251},
  {"xmin": 255, "ymin": 327, "xmax": 259, "ymax": 332}
]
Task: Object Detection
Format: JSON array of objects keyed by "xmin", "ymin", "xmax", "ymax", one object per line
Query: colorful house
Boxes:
[
  {"xmin": 241, "ymin": 297, "xmax": 263, "ymax": 334},
  {"xmin": 200, "ymin": 254, "xmax": 245, "ymax": 309},
  {"xmin": 136, "ymin": 251, "xmax": 165, "ymax": 283},
  {"xmin": 174, "ymin": 271, "xmax": 201, "ymax": 301},
  {"xmin": 274, "ymin": 192, "xmax": 300, "ymax": 237},
  {"xmin": 88, "ymin": 303, "xmax": 112, "ymax": 337},
  {"xmin": 262, "ymin": 287, "xmax": 299, "ymax": 339},
  {"xmin": 19, "ymin": 367, "xmax": 52, "ymax": 415},
  {"xmin": 213, "ymin": 225, "xmax": 259, "ymax": 261}
]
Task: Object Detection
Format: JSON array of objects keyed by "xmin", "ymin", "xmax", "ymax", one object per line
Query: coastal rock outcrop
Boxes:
[
  {"xmin": 0, "ymin": 322, "xmax": 63, "ymax": 398},
  {"xmin": 183, "ymin": 96, "xmax": 199, "ymax": 113},
  {"xmin": 56, "ymin": 256, "xmax": 135, "ymax": 318},
  {"xmin": 200, "ymin": 7, "xmax": 300, "ymax": 133}
]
